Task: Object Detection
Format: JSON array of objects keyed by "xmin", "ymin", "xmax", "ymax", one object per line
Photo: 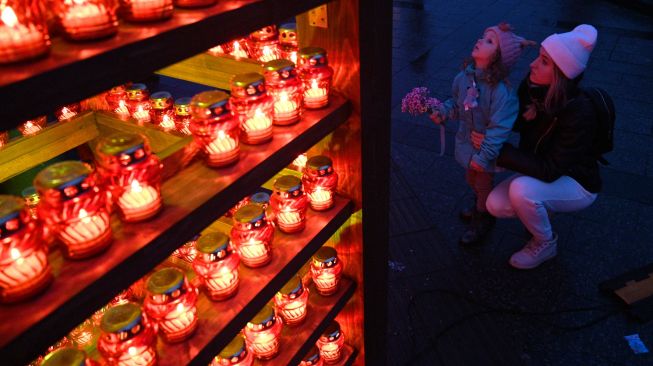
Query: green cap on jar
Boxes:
[
  {"xmin": 273, "ymin": 175, "xmax": 302, "ymax": 193},
  {"xmin": 97, "ymin": 132, "xmax": 146, "ymax": 157},
  {"xmin": 306, "ymin": 155, "xmax": 333, "ymax": 172},
  {"xmin": 263, "ymin": 59, "xmax": 295, "ymax": 73},
  {"xmin": 0, "ymin": 195, "xmax": 23, "ymax": 224},
  {"xmin": 40, "ymin": 348, "xmax": 86, "ymax": 366},
  {"xmin": 190, "ymin": 90, "xmax": 230, "ymax": 119},
  {"xmin": 299, "ymin": 47, "xmax": 328, "ymax": 66},
  {"xmin": 146, "ymin": 267, "xmax": 184, "ymax": 295},
  {"xmin": 250, "ymin": 305, "xmax": 275, "ymax": 326},
  {"xmin": 196, "ymin": 232, "xmax": 230, "ymax": 254},
  {"xmin": 218, "ymin": 335, "xmax": 248, "ymax": 360},
  {"xmin": 101, "ymin": 302, "xmax": 142, "ymax": 334},
  {"xmin": 313, "ymin": 246, "xmax": 338, "ymax": 264},
  {"xmin": 231, "ymin": 72, "xmax": 265, "ymax": 89},
  {"xmin": 34, "ymin": 161, "xmax": 91, "ymax": 190},
  {"xmin": 233, "ymin": 204, "xmax": 265, "ymax": 224}
]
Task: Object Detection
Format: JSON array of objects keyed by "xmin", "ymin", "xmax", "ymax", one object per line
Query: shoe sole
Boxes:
[{"xmin": 509, "ymin": 250, "xmax": 557, "ymax": 270}]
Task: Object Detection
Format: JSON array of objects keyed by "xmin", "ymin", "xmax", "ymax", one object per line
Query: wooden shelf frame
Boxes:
[
  {"xmin": 0, "ymin": 0, "xmax": 329, "ymax": 129},
  {"xmin": 0, "ymin": 96, "xmax": 352, "ymax": 366}
]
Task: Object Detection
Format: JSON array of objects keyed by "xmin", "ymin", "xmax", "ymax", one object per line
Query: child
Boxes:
[{"xmin": 431, "ymin": 23, "xmax": 533, "ymax": 245}]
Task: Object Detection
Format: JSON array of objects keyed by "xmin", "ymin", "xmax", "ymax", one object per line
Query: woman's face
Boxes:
[
  {"xmin": 471, "ymin": 31, "xmax": 499, "ymax": 67},
  {"xmin": 529, "ymin": 47, "xmax": 554, "ymax": 85}
]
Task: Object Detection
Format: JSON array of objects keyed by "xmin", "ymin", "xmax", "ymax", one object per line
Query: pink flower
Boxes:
[{"xmin": 401, "ymin": 87, "xmax": 442, "ymax": 116}]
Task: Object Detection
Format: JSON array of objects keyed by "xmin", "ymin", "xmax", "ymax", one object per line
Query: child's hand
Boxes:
[
  {"xmin": 471, "ymin": 131, "xmax": 485, "ymax": 149},
  {"xmin": 469, "ymin": 159, "xmax": 485, "ymax": 172},
  {"xmin": 430, "ymin": 110, "xmax": 444, "ymax": 125}
]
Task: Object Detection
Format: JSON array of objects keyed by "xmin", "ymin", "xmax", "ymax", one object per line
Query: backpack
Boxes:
[{"xmin": 583, "ymin": 87, "xmax": 615, "ymax": 165}]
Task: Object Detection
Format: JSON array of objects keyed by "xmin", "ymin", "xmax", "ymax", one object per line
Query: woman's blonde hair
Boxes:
[{"xmin": 542, "ymin": 64, "xmax": 573, "ymax": 115}]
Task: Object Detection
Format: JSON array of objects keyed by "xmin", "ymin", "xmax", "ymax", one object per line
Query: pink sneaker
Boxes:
[{"xmin": 509, "ymin": 233, "xmax": 558, "ymax": 269}]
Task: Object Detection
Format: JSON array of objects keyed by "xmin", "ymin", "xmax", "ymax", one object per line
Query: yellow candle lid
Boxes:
[{"xmin": 40, "ymin": 348, "xmax": 86, "ymax": 366}]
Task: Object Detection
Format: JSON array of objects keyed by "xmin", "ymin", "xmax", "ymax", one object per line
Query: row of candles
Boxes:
[
  {"xmin": 208, "ymin": 24, "xmax": 299, "ymax": 65},
  {"xmin": 0, "ymin": 102, "xmax": 83, "ymax": 149},
  {"xmin": 0, "ymin": 0, "xmax": 233, "ymax": 64},
  {"xmin": 32, "ymin": 241, "xmax": 345, "ymax": 365}
]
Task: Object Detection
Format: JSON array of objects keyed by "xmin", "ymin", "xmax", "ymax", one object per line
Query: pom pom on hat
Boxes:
[
  {"xmin": 485, "ymin": 23, "xmax": 535, "ymax": 69},
  {"xmin": 541, "ymin": 24, "xmax": 598, "ymax": 79}
]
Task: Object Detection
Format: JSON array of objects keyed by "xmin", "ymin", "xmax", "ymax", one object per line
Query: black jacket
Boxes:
[{"xmin": 497, "ymin": 78, "xmax": 602, "ymax": 193}]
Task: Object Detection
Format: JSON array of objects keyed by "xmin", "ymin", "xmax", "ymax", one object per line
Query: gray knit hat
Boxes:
[{"xmin": 485, "ymin": 23, "xmax": 534, "ymax": 69}]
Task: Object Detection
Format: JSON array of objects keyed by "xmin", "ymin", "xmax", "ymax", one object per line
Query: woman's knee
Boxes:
[
  {"xmin": 486, "ymin": 188, "xmax": 510, "ymax": 217},
  {"xmin": 507, "ymin": 176, "xmax": 540, "ymax": 206}
]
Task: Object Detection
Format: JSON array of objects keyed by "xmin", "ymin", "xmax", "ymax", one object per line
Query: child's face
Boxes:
[
  {"xmin": 471, "ymin": 31, "xmax": 499, "ymax": 66},
  {"xmin": 529, "ymin": 47, "xmax": 554, "ymax": 85}
]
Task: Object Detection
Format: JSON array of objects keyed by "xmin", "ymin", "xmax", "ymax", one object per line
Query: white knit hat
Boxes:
[{"xmin": 541, "ymin": 24, "xmax": 598, "ymax": 79}]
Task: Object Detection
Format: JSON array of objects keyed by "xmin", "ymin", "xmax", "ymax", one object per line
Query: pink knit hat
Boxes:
[
  {"xmin": 485, "ymin": 23, "xmax": 534, "ymax": 69},
  {"xmin": 541, "ymin": 24, "xmax": 598, "ymax": 79}
]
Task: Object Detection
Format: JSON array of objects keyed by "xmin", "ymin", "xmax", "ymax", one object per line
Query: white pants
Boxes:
[{"xmin": 486, "ymin": 174, "xmax": 597, "ymax": 242}]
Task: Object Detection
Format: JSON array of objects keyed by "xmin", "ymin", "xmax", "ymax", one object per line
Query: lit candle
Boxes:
[
  {"xmin": 0, "ymin": 6, "xmax": 49, "ymax": 64},
  {"xmin": 310, "ymin": 246, "xmax": 343, "ymax": 296},
  {"xmin": 231, "ymin": 204, "xmax": 274, "ymax": 268},
  {"xmin": 309, "ymin": 187, "xmax": 332, "ymax": 210},
  {"xmin": 302, "ymin": 155, "xmax": 338, "ymax": 211},
  {"xmin": 316, "ymin": 321, "xmax": 345, "ymax": 363},
  {"xmin": 259, "ymin": 45, "xmax": 277, "ymax": 62},
  {"xmin": 117, "ymin": 180, "xmax": 161, "ymax": 221},
  {"xmin": 243, "ymin": 305, "xmax": 283, "ymax": 360},
  {"xmin": 274, "ymin": 275, "xmax": 309, "ymax": 326},
  {"xmin": 210, "ymin": 335, "xmax": 253, "ymax": 366},
  {"xmin": 98, "ymin": 303, "xmax": 158, "ymax": 366},
  {"xmin": 304, "ymin": 79, "xmax": 328, "ymax": 108},
  {"xmin": 289, "ymin": 51, "xmax": 297, "ymax": 64},
  {"xmin": 57, "ymin": 106, "xmax": 77, "ymax": 121},
  {"xmin": 292, "ymin": 153, "xmax": 308, "ymax": 171},
  {"xmin": 115, "ymin": 100, "xmax": 131, "ymax": 119},
  {"xmin": 207, "ymin": 44, "xmax": 224, "ymax": 56},
  {"xmin": 243, "ymin": 107, "xmax": 272, "ymax": 137},
  {"xmin": 270, "ymin": 175, "xmax": 308, "ymax": 234},
  {"xmin": 206, "ymin": 130, "xmax": 237, "ymax": 160},
  {"xmin": 128, "ymin": 0, "xmax": 173, "ymax": 21},
  {"xmin": 174, "ymin": 97, "xmax": 192, "ymax": 135},
  {"xmin": 192, "ymin": 232, "xmax": 240, "ymax": 301},
  {"xmin": 190, "ymin": 90, "xmax": 241, "ymax": 167},
  {"xmin": 132, "ymin": 104, "xmax": 151, "ymax": 124},
  {"xmin": 18, "ymin": 116, "xmax": 47, "ymax": 136},
  {"xmin": 58, "ymin": 0, "xmax": 117, "ymax": 40},
  {"xmin": 274, "ymin": 91, "xmax": 298, "ymax": 120},
  {"xmin": 230, "ymin": 73, "xmax": 274, "ymax": 145},
  {"xmin": 0, "ymin": 131, "xmax": 8, "ymax": 147},
  {"xmin": 60, "ymin": 208, "xmax": 111, "ymax": 252},
  {"xmin": 159, "ymin": 114, "xmax": 175, "ymax": 130},
  {"xmin": 239, "ymin": 238, "xmax": 268, "ymax": 267},
  {"xmin": 230, "ymin": 40, "xmax": 248, "ymax": 59}
]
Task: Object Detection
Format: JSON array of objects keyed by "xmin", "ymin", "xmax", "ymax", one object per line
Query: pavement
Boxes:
[{"xmin": 387, "ymin": 0, "xmax": 653, "ymax": 365}]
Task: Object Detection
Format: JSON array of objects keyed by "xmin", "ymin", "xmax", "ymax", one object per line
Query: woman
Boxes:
[{"xmin": 480, "ymin": 24, "xmax": 601, "ymax": 269}]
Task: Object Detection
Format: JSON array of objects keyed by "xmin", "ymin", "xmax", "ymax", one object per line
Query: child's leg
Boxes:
[{"xmin": 472, "ymin": 171, "xmax": 494, "ymax": 212}]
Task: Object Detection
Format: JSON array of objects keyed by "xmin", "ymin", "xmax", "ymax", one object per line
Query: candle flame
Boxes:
[
  {"xmin": 160, "ymin": 114, "xmax": 174, "ymax": 130},
  {"xmin": 176, "ymin": 303, "xmax": 185, "ymax": 314},
  {"xmin": 254, "ymin": 108, "xmax": 264, "ymax": 118},
  {"xmin": 128, "ymin": 346, "xmax": 137, "ymax": 356},
  {"xmin": 279, "ymin": 91, "xmax": 289, "ymax": 102},
  {"xmin": 61, "ymin": 107, "xmax": 71, "ymax": 114},
  {"xmin": 130, "ymin": 180, "xmax": 143, "ymax": 193},
  {"xmin": 311, "ymin": 79, "xmax": 319, "ymax": 90},
  {"xmin": 233, "ymin": 41, "xmax": 241, "ymax": 51},
  {"xmin": 290, "ymin": 52, "xmax": 297, "ymax": 64},
  {"xmin": 10, "ymin": 248, "xmax": 21, "ymax": 261},
  {"xmin": 217, "ymin": 130, "xmax": 226, "ymax": 139},
  {"xmin": 263, "ymin": 46, "xmax": 272, "ymax": 56},
  {"xmin": 1, "ymin": 7, "xmax": 18, "ymax": 27}
]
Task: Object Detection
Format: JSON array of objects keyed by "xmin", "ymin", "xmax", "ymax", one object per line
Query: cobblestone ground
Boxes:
[{"xmin": 388, "ymin": 0, "xmax": 653, "ymax": 365}]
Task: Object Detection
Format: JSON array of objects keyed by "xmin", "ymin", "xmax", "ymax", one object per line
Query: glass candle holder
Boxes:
[
  {"xmin": 53, "ymin": 0, "xmax": 118, "ymax": 41},
  {"xmin": 263, "ymin": 59, "xmax": 302, "ymax": 126},
  {"xmin": 95, "ymin": 133, "xmax": 163, "ymax": 222},
  {"xmin": 302, "ymin": 155, "xmax": 338, "ymax": 211},
  {"xmin": 310, "ymin": 246, "xmax": 343, "ymax": 296},
  {"xmin": 126, "ymin": 83, "xmax": 151, "ymax": 124},
  {"xmin": 300, "ymin": 345, "xmax": 323, "ymax": 366},
  {"xmin": 0, "ymin": 1, "xmax": 50, "ymax": 64},
  {"xmin": 230, "ymin": 204, "xmax": 274, "ymax": 268},
  {"xmin": 106, "ymin": 85, "xmax": 131, "ymax": 119},
  {"xmin": 210, "ymin": 335, "xmax": 253, "ymax": 366},
  {"xmin": 270, "ymin": 175, "xmax": 308, "ymax": 234},
  {"xmin": 18, "ymin": 116, "xmax": 47, "ymax": 136},
  {"xmin": 248, "ymin": 25, "xmax": 280, "ymax": 63},
  {"xmin": 171, "ymin": 235, "xmax": 198, "ymax": 263},
  {"xmin": 0, "ymin": 195, "xmax": 52, "ymax": 303},
  {"xmin": 190, "ymin": 90, "xmax": 240, "ymax": 167},
  {"xmin": 55, "ymin": 103, "xmax": 81, "ymax": 122},
  {"xmin": 249, "ymin": 192, "xmax": 270, "ymax": 210},
  {"xmin": 143, "ymin": 267, "xmax": 199, "ymax": 343},
  {"xmin": 229, "ymin": 73, "xmax": 273, "ymax": 145},
  {"xmin": 316, "ymin": 321, "xmax": 345, "ymax": 364},
  {"xmin": 221, "ymin": 38, "xmax": 249, "ymax": 59},
  {"xmin": 173, "ymin": 0, "xmax": 215, "ymax": 8},
  {"xmin": 173, "ymin": 97, "xmax": 192, "ymax": 135},
  {"xmin": 149, "ymin": 91, "xmax": 174, "ymax": 129},
  {"xmin": 243, "ymin": 305, "xmax": 283, "ymax": 360},
  {"xmin": 119, "ymin": 0, "xmax": 173, "ymax": 22},
  {"xmin": 298, "ymin": 47, "xmax": 333, "ymax": 109},
  {"xmin": 98, "ymin": 302, "xmax": 158, "ymax": 366},
  {"xmin": 227, "ymin": 196, "xmax": 250, "ymax": 218},
  {"xmin": 34, "ymin": 161, "xmax": 113, "ymax": 259},
  {"xmin": 192, "ymin": 232, "xmax": 240, "ymax": 301},
  {"xmin": 68, "ymin": 317, "xmax": 99, "ymax": 350},
  {"xmin": 274, "ymin": 275, "xmax": 309, "ymax": 326},
  {"xmin": 278, "ymin": 23, "xmax": 298, "ymax": 64},
  {"xmin": 41, "ymin": 347, "xmax": 98, "ymax": 366}
]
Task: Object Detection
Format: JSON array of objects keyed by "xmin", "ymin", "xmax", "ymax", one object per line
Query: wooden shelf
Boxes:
[
  {"xmin": 159, "ymin": 204, "xmax": 355, "ymax": 366},
  {"xmin": 0, "ymin": 0, "xmax": 329, "ymax": 129},
  {"xmin": 253, "ymin": 279, "xmax": 356, "ymax": 366},
  {"xmin": 0, "ymin": 96, "xmax": 352, "ymax": 366},
  {"xmin": 333, "ymin": 344, "xmax": 358, "ymax": 366}
]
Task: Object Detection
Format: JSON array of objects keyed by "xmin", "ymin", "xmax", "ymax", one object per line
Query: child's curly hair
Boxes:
[{"xmin": 462, "ymin": 50, "xmax": 509, "ymax": 87}]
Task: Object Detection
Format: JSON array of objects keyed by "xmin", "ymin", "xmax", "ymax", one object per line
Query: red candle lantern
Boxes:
[
  {"xmin": 125, "ymin": 83, "xmax": 151, "ymax": 124},
  {"xmin": 173, "ymin": 97, "xmax": 192, "ymax": 135},
  {"xmin": 0, "ymin": 1, "xmax": 50, "ymax": 64},
  {"xmin": 41, "ymin": 347, "xmax": 99, "ymax": 366},
  {"xmin": 291, "ymin": 153, "xmax": 308, "ymax": 172},
  {"xmin": 230, "ymin": 204, "xmax": 274, "ymax": 268},
  {"xmin": 149, "ymin": 91, "xmax": 175, "ymax": 130},
  {"xmin": 95, "ymin": 132, "xmax": 163, "ymax": 222},
  {"xmin": 190, "ymin": 90, "xmax": 240, "ymax": 167},
  {"xmin": 0, "ymin": 195, "xmax": 52, "ymax": 303},
  {"xmin": 18, "ymin": 116, "xmax": 47, "ymax": 136},
  {"xmin": 263, "ymin": 59, "xmax": 302, "ymax": 126},
  {"xmin": 270, "ymin": 175, "xmax": 308, "ymax": 234},
  {"xmin": 53, "ymin": 0, "xmax": 118, "ymax": 41},
  {"xmin": 210, "ymin": 335, "xmax": 253, "ymax": 366},
  {"xmin": 35, "ymin": 161, "xmax": 113, "ymax": 259},
  {"xmin": 316, "ymin": 321, "xmax": 345, "ymax": 364},
  {"xmin": 171, "ymin": 234, "xmax": 198, "ymax": 263},
  {"xmin": 300, "ymin": 345, "xmax": 323, "ymax": 366},
  {"xmin": 229, "ymin": 73, "xmax": 274, "ymax": 145},
  {"xmin": 0, "ymin": 131, "xmax": 8, "ymax": 147},
  {"xmin": 192, "ymin": 232, "xmax": 240, "ymax": 301},
  {"xmin": 143, "ymin": 267, "xmax": 198, "ymax": 343},
  {"xmin": 248, "ymin": 25, "xmax": 280, "ymax": 63},
  {"xmin": 302, "ymin": 155, "xmax": 338, "ymax": 211},
  {"xmin": 98, "ymin": 302, "xmax": 158, "ymax": 366},
  {"xmin": 224, "ymin": 38, "xmax": 249, "ymax": 59},
  {"xmin": 249, "ymin": 191, "xmax": 270, "ymax": 210},
  {"xmin": 243, "ymin": 305, "xmax": 283, "ymax": 360},
  {"xmin": 173, "ymin": 0, "xmax": 215, "ymax": 8},
  {"xmin": 55, "ymin": 102, "xmax": 81, "ymax": 122},
  {"xmin": 310, "ymin": 246, "xmax": 343, "ymax": 296},
  {"xmin": 274, "ymin": 275, "xmax": 309, "ymax": 326},
  {"xmin": 106, "ymin": 85, "xmax": 130, "ymax": 119},
  {"xmin": 227, "ymin": 196, "xmax": 250, "ymax": 218},
  {"xmin": 278, "ymin": 23, "xmax": 298, "ymax": 64},
  {"xmin": 119, "ymin": 0, "xmax": 173, "ymax": 22},
  {"xmin": 298, "ymin": 47, "xmax": 333, "ymax": 109}
]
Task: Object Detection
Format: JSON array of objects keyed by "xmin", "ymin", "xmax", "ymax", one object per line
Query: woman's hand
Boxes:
[
  {"xmin": 471, "ymin": 130, "xmax": 485, "ymax": 150},
  {"xmin": 430, "ymin": 110, "xmax": 444, "ymax": 125}
]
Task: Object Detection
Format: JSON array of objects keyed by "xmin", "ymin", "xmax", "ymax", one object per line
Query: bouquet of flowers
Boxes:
[{"xmin": 401, "ymin": 87, "xmax": 446, "ymax": 156}]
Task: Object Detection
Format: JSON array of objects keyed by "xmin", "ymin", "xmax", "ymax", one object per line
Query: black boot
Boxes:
[{"xmin": 460, "ymin": 211, "xmax": 496, "ymax": 246}]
